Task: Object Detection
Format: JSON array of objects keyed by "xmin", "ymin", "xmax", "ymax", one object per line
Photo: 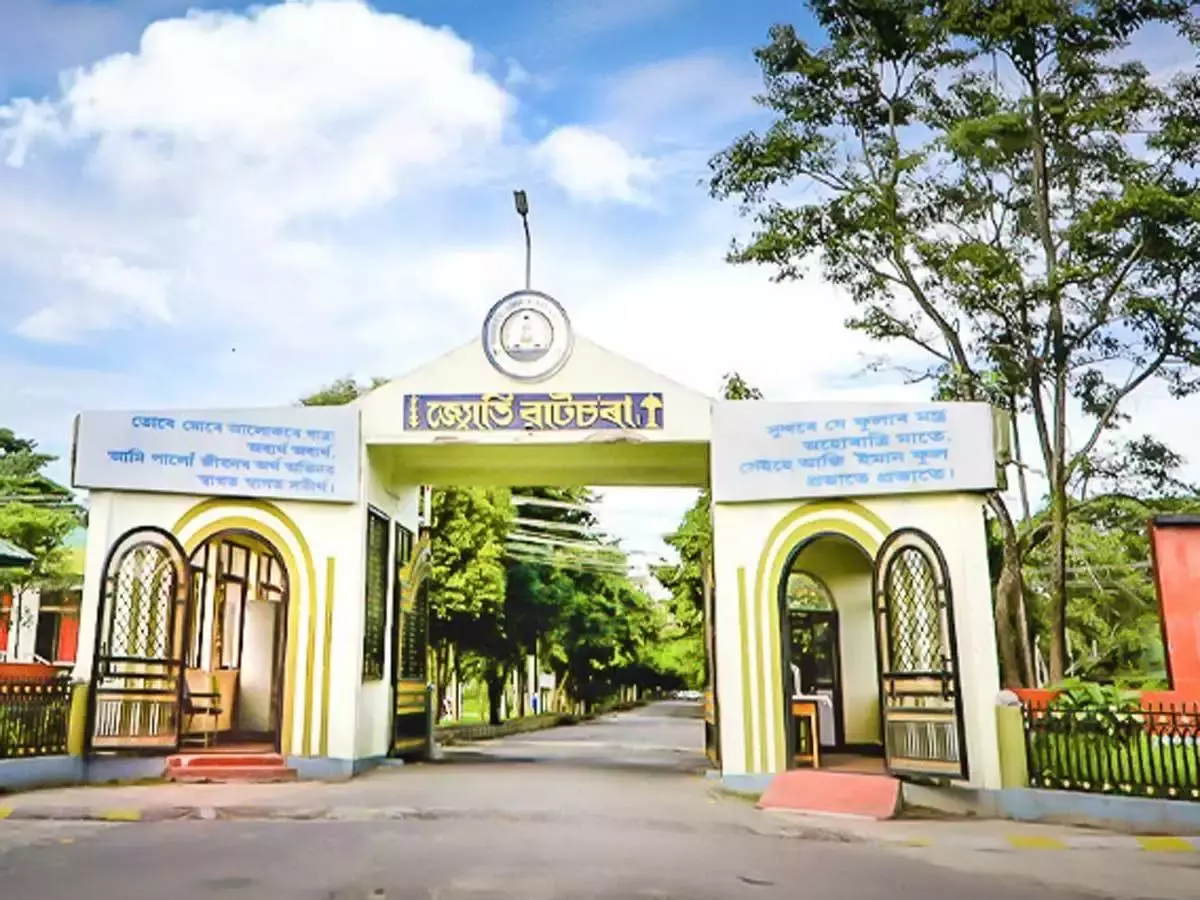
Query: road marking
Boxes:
[
  {"xmin": 1136, "ymin": 836, "xmax": 1196, "ymax": 853},
  {"xmin": 0, "ymin": 808, "xmax": 11, "ymax": 821},
  {"xmin": 99, "ymin": 809, "xmax": 142, "ymax": 822},
  {"xmin": 1005, "ymin": 835, "xmax": 1069, "ymax": 850}
]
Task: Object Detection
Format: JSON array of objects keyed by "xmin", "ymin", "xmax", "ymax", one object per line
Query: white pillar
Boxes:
[
  {"xmin": 11, "ymin": 589, "xmax": 41, "ymax": 662},
  {"xmin": 948, "ymin": 498, "xmax": 1004, "ymax": 790}
]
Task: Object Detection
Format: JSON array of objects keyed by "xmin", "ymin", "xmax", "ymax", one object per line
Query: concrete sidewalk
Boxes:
[{"xmin": 766, "ymin": 810, "xmax": 1200, "ymax": 853}]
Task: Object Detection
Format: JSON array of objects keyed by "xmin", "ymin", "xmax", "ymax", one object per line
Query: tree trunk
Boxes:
[
  {"xmin": 433, "ymin": 642, "xmax": 452, "ymax": 719},
  {"xmin": 551, "ymin": 671, "xmax": 570, "ymax": 713},
  {"xmin": 485, "ymin": 666, "xmax": 505, "ymax": 726},
  {"xmin": 989, "ymin": 496, "xmax": 1031, "ymax": 688},
  {"xmin": 1047, "ymin": 475, "xmax": 1070, "ymax": 684}
]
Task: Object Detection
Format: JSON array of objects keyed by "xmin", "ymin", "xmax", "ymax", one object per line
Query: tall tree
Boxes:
[
  {"xmin": 709, "ymin": 1, "xmax": 1200, "ymax": 683},
  {"xmin": 0, "ymin": 429, "xmax": 82, "ymax": 599},
  {"xmin": 655, "ymin": 373, "xmax": 763, "ymax": 627},
  {"xmin": 429, "ymin": 486, "xmax": 514, "ymax": 724}
]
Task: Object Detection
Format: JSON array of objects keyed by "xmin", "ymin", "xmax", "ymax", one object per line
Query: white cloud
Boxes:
[
  {"xmin": 534, "ymin": 125, "xmax": 654, "ymax": 204},
  {"xmin": 2, "ymin": 0, "xmax": 511, "ymax": 222},
  {"xmin": 599, "ymin": 54, "xmax": 762, "ymax": 146},
  {"xmin": 1, "ymin": 0, "xmax": 1195, "ymax": 573},
  {"xmin": 0, "ymin": 0, "xmax": 518, "ymax": 349}
]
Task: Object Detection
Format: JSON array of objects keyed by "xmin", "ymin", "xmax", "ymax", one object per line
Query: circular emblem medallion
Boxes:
[{"xmin": 482, "ymin": 290, "xmax": 574, "ymax": 382}]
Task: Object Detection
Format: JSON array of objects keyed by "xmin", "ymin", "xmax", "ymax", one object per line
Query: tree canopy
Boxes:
[
  {"xmin": 709, "ymin": 0, "xmax": 1200, "ymax": 683},
  {"xmin": 0, "ymin": 428, "xmax": 82, "ymax": 595}
]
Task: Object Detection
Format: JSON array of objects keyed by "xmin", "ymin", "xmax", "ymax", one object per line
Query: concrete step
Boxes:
[
  {"xmin": 167, "ymin": 753, "xmax": 286, "ymax": 769},
  {"xmin": 164, "ymin": 752, "xmax": 296, "ymax": 783},
  {"xmin": 166, "ymin": 764, "xmax": 297, "ymax": 783},
  {"xmin": 757, "ymin": 770, "xmax": 901, "ymax": 820}
]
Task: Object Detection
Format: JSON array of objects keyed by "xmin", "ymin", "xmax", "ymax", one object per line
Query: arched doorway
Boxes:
[
  {"xmin": 783, "ymin": 570, "xmax": 843, "ymax": 748},
  {"xmin": 778, "ymin": 532, "xmax": 877, "ymax": 768},
  {"xmin": 184, "ymin": 529, "xmax": 291, "ymax": 751}
]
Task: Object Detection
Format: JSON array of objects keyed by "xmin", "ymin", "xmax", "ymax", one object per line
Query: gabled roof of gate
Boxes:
[{"xmin": 356, "ymin": 333, "xmax": 714, "ymax": 444}]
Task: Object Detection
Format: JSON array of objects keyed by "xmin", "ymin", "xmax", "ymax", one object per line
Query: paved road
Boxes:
[{"xmin": 0, "ymin": 701, "xmax": 1193, "ymax": 899}]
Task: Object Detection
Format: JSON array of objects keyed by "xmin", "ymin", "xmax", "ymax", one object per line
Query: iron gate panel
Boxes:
[
  {"xmin": 88, "ymin": 527, "xmax": 191, "ymax": 753},
  {"xmin": 392, "ymin": 530, "xmax": 431, "ymax": 756},
  {"xmin": 872, "ymin": 528, "xmax": 968, "ymax": 780}
]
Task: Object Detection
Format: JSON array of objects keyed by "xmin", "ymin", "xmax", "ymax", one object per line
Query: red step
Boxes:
[
  {"xmin": 167, "ymin": 765, "xmax": 297, "ymax": 783},
  {"xmin": 164, "ymin": 752, "xmax": 296, "ymax": 783},
  {"xmin": 167, "ymin": 753, "xmax": 286, "ymax": 769},
  {"xmin": 757, "ymin": 770, "xmax": 901, "ymax": 820}
]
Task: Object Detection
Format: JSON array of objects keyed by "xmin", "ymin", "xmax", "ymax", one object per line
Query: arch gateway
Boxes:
[{"xmin": 69, "ymin": 290, "xmax": 1007, "ymax": 789}]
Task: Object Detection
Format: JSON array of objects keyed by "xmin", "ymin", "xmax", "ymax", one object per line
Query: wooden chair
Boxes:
[
  {"xmin": 791, "ymin": 698, "xmax": 821, "ymax": 768},
  {"xmin": 181, "ymin": 670, "xmax": 223, "ymax": 748}
]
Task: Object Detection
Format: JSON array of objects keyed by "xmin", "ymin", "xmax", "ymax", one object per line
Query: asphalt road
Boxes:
[{"xmin": 0, "ymin": 701, "xmax": 1189, "ymax": 899}]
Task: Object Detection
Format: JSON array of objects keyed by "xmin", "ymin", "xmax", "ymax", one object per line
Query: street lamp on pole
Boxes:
[{"xmin": 513, "ymin": 189, "xmax": 531, "ymax": 290}]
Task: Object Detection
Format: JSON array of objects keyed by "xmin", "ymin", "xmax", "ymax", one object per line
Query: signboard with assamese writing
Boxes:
[
  {"xmin": 710, "ymin": 401, "xmax": 997, "ymax": 504},
  {"xmin": 72, "ymin": 407, "xmax": 360, "ymax": 503},
  {"xmin": 404, "ymin": 392, "xmax": 664, "ymax": 431}
]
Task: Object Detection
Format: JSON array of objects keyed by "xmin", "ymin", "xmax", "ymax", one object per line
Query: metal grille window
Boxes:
[
  {"xmin": 392, "ymin": 524, "xmax": 415, "ymax": 681},
  {"xmin": 885, "ymin": 547, "xmax": 941, "ymax": 673},
  {"xmin": 395, "ymin": 525, "xmax": 429, "ymax": 683},
  {"xmin": 399, "ymin": 579, "xmax": 429, "ymax": 683},
  {"xmin": 362, "ymin": 509, "xmax": 390, "ymax": 682}
]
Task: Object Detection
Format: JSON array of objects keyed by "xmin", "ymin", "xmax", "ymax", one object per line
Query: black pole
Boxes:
[
  {"xmin": 522, "ymin": 215, "xmax": 532, "ymax": 290},
  {"xmin": 513, "ymin": 189, "xmax": 531, "ymax": 290}
]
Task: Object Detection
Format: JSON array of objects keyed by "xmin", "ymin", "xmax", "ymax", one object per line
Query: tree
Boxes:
[
  {"xmin": 428, "ymin": 486, "xmax": 513, "ymax": 724},
  {"xmin": 0, "ymin": 429, "xmax": 82, "ymax": 599},
  {"xmin": 709, "ymin": 1, "xmax": 1200, "ymax": 683},
  {"xmin": 298, "ymin": 376, "xmax": 388, "ymax": 407},
  {"xmin": 1024, "ymin": 493, "xmax": 1200, "ymax": 685},
  {"xmin": 503, "ymin": 485, "xmax": 600, "ymax": 714},
  {"xmin": 655, "ymin": 373, "xmax": 763, "ymax": 627}
]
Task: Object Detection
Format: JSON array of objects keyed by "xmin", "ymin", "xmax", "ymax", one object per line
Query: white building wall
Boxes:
[
  {"xmin": 75, "ymin": 489, "xmax": 367, "ymax": 762},
  {"xmin": 712, "ymin": 493, "xmax": 1002, "ymax": 789},
  {"xmin": 355, "ymin": 447, "xmax": 420, "ymax": 760}
]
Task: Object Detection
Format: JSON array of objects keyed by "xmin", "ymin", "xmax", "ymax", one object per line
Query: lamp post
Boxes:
[{"xmin": 513, "ymin": 189, "xmax": 531, "ymax": 290}]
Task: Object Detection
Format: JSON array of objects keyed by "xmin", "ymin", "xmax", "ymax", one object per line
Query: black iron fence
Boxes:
[
  {"xmin": 1023, "ymin": 702, "xmax": 1200, "ymax": 802},
  {"xmin": 0, "ymin": 678, "xmax": 72, "ymax": 759}
]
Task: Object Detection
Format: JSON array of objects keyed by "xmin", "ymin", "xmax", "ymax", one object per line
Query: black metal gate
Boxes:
[
  {"xmin": 87, "ymin": 527, "xmax": 191, "ymax": 753},
  {"xmin": 392, "ymin": 529, "xmax": 431, "ymax": 757},
  {"xmin": 872, "ymin": 528, "xmax": 968, "ymax": 780}
]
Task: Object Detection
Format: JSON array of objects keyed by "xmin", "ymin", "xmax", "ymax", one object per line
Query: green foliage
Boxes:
[
  {"xmin": 709, "ymin": 1, "xmax": 1200, "ymax": 681},
  {"xmin": 0, "ymin": 429, "xmax": 82, "ymax": 593},
  {"xmin": 297, "ymin": 376, "xmax": 388, "ymax": 407},
  {"xmin": 1025, "ymin": 493, "xmax": 1198, "ymax": 683},
  {"xmin": 1049, "ymin": 679, "xmax": 1142, "ymax": 714},
  {"xmin": 655, "ymin": 373, "xmax": 764, "ymax": 628},
  {"xmin": 429, "ymin": 486, "xmax": 513, "ymax": 659}
]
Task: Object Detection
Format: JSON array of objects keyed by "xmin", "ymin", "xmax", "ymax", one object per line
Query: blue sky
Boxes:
[{"xmin": 0, "ymin": 0, "xmax": 1195, "ymax": 570}]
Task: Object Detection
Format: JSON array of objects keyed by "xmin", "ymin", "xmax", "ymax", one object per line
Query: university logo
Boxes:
[{"xmin": 481, "ymin": 290, "xmax": 573, "ymax": 382}]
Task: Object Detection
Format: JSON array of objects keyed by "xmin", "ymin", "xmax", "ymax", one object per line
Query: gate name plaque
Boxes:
[{"xmin": 404, "ymin": 392, "xmax": 664, "ymax": 432}]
